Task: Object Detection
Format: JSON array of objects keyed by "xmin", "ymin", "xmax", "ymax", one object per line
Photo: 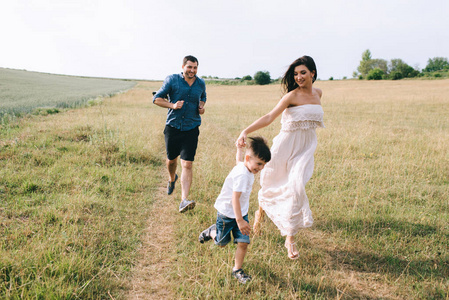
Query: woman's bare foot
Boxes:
[{"xmin": 284, "ymin": 237, "xmax": 299, "ymax": 260}]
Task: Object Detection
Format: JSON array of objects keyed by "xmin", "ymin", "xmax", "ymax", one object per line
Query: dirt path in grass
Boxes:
[{"xmin": 127, "ymin": 180, "xmax": 177, "ymax": 299}]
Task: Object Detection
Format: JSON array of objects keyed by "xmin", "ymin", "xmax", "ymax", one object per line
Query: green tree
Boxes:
[
  {"xmin": 371, "ymin": 59, "xmax": 388, "ymax": 74},
  {"xmin": 388, "ymin": 59, "xmax": 419, "ymax": 79},
  {"xmin": 242, "ymin": 75, "xmax": 252, "ymax": 81},
  {"xmin": 389, "ymin": 71, "xmax": 403, "ymax": 80},
  {"xmin": 254, "ymin": 71, "xmax": 271, "ymax": 85},
  {"xmin": 357, "ymin": 50, "xmax": 388, "ymax": 77},
  {"xmin": 362, "ymin": 49, "xmax": 372, "ymax": 61},
  {"xmin": 424, "ymin": 57, "xmax": 449, "ymax": 72},
  {"xmin": 366, "ymin": 68, "xmax": 384, "ymax": 80},
  {"xmin": 357, "ymin": 49, "xmax": 373, "ymax": 77}
]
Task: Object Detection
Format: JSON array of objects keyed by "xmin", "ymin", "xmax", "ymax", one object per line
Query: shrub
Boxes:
[
  {"xmin": 242, "ymin": 75, "xmax": 252, "ymax": 81},
  {"xmin": 389, "ymin": 59, "xmax": 419, "ymax": 79},
  {"xmin": 254, "ymin": 71, "xmax": 271, "ymax": 85},
  {"xmin": 424, "ymin": 57, "xmax": 449, "ymax": 72},
  {"xmin": 390, "ymin": 71, "xmax": 403, "ymax": 80},
  {"xmin": 366, "ymin": 68, "xmax": 384, "ymax": 80}
]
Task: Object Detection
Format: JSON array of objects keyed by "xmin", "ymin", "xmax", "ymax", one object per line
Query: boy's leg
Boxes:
[
  {"xmin": 231, "ymin": 215, "xmax": 252, "ymax": 284},
  {"xmin": 199, "ymin": 213, "xmax": 232, "ymax": 245},
  {"xmin": 232, "ymin": 242, "xmax": 251, "ymax": 284},
  {"xmin": 234, "ymin": 242, "xmax": 248, "ymax": 270},
  {"xmin": 198, "ymin": 224, "xmax": 217, "ymax": 243}
]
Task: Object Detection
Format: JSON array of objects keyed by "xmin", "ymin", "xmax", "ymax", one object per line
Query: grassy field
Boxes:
[
  {"xmin": 0, "ymin": 68, "xmax": 136, "ymax": 119},
  {"xmin": 1, "ymin": 79, "xmax": 448, "ymax": 299}
]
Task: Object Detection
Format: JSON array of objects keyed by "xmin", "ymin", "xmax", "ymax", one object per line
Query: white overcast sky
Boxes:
[{"xmin": 1, "ymin": 0, "xmax": 448, "ymax": 80}]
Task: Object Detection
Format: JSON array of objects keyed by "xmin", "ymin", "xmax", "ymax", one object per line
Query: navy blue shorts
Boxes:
[
  {"xmin": 214, "ymin": 212, "xmax": 250, "ymax": 246},
  {"xmin": 164, "ymin": 125, "xmax": 199, "ymax": 161}
]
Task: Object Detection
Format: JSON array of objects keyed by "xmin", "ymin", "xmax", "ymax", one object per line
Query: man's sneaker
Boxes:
[
  {"xmin": 199, "ymin": 224, "xmax": 216, "ymax": 243},
  {"xmin": 167, "ymin": 174, "xmax": 178, "ymax": 195},
  {"xmin": 179, "ymin": 199, "xmax": 195, "ymax": 213},
  {"xmin": 232, "ymin": 268, "xmax": 252, "ymax": 284}
]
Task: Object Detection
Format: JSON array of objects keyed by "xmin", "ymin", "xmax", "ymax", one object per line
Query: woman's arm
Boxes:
[{"xmin": 236, "ymin": 94, "xmax": 291, "ymax": 146}]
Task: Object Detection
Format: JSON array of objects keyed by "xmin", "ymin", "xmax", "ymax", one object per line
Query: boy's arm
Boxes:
[
  {"xmin": 235, "ymin": 145, "xmax": 244, "ymax": 165},
  {"xmin": 232, "ymin": 191, "xmax": 251, "ymax": 236}
]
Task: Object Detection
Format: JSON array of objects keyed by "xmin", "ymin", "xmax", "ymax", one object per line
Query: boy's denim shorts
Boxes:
[{"xmin": 214, "ymin": 212, "xmax": 250, "ymax": 246}]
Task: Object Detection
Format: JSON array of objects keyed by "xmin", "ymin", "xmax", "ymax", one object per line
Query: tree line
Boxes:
[
  {"xmin": 354, "ymin": 49, "xmax": 449, "ymax": 80},
  {"xmin": 202, "ymin": 50, "xmax": 449, "ymax": 84},
  {"xmin": 202, "ymin": 71, "xmax": 273, "ymax": 85}
]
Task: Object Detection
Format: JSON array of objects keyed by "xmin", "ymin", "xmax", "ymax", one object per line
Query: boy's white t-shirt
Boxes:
[{"xmin": 214, "ymin": 162, "xmax": 255, "ymax": 219}]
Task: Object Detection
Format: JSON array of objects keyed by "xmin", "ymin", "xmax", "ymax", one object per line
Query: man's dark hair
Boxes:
[
  {"xmin": 248, "ymin": 136, "xmax": 271, "ymax": 163},
  {"xmin": 183, "ymin": 55, "xmax": 199, "ymax": 66}
]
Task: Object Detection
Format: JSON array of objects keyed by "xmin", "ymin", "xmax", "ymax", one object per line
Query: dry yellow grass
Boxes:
[
  {"xmin": 172, "ymin": 79, "xmax": 449, "ymax": 299},
  {"xmin": 1, "ymin": 79, "xmax": 447, "ymax": 299}
]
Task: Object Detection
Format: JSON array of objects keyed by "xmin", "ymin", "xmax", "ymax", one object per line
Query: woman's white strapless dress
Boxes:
[{"xmin": 258, "ymin": 104, "xmax": 324, "ymax": 236}]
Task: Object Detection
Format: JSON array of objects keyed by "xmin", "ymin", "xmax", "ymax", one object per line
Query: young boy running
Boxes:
[{"xmin": 198, "ymin": 136, "xmax": 271, "ymax": 284}]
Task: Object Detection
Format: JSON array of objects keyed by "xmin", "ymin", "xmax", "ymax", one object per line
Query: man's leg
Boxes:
[
  {"xmin": 167, "ymin": 158, "xmax": 177, "ymax": 182},
  {"xmin": 166, "ymin": 158, "xmax": 178, "ymax": 195},
  {"xmin": 180, "ymin": 159, "xmax": 193, "ymax": 200},
  {"xmin": 178, "ymin": 127, "xmax": 198, "ymax": 212}
]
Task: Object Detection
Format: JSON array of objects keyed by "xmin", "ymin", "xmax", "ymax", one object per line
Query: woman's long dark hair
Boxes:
[{"xmin": 281, "ymin": 55, "xmax": 317, "ymax": 93}]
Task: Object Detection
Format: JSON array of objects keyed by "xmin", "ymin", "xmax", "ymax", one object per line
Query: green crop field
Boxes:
[
  {"xmin": 0, "ymin": 68, "xmax": 136, "ymax": 118},
  {"xmin": 0, "ymin": 79, "xmax": 448, "ymax": 299}
]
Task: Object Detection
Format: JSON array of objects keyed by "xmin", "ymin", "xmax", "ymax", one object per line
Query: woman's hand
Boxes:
[{"xmin": 236, "ymin": 131, "xmax": 247, "ymax": 148}]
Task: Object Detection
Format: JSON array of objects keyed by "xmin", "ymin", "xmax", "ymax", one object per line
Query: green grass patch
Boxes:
[
  {"xmin": 0, "ymin": 82, "xmax": 165, "ymax": 298},
  {"xmin": 0, "ymin": 68, "xmax": 136, "ymax": 120}
]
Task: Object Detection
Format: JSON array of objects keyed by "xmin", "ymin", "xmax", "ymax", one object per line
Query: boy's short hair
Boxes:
[{"xmin": 247, "ymin": 136, "xmax": 271, "ymax": 162}]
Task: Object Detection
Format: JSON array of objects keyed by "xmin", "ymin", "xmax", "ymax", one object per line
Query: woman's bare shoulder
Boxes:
[
  {"xmin": 280, "ymin": 90, "xmax": 296, "ymax": 103},
  {"xmin": 314, "ymin": 87, "xmax": 323, "ymax": 98}
]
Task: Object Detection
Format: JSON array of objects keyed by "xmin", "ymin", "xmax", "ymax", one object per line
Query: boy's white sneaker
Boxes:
[
  {"xmin": 232, "ymin": 268, "xmax": 252, "ymax": 284},
  {"xmin": 199, "ymin": 224, "xmax": 216, "ymax": 243}
]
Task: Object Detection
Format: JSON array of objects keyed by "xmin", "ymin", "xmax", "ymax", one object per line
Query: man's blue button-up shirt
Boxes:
[{"xmin": 153, "ymin": 73, "xmax": 207, "ymax": 131}]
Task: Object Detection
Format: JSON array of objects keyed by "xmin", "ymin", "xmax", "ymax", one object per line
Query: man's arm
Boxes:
[
  {"xmin": 152, "ymin": 76, "xmax": 185, "ymax": 109},
  {"xmin": 153, "ymin": 97, "xmax": 184, "ymax": 110},
  {"xmin": 198, "ymin": 100, "xmax": 205, "ymax": 114}
]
